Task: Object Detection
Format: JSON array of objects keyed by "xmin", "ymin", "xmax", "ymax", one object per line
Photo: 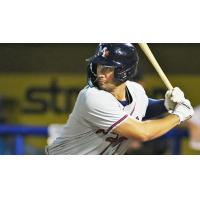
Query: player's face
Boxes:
[{"xmin": 96, "ymin": 65, "xmax": 119, "ymax": 92}]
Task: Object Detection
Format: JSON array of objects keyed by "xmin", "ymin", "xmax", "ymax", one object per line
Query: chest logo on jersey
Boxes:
[
  {"xmin": 106, "ymin": 134, "xmax": 127, "ymax": 144},
  {"xmin": 96, "ymin": 129, "xmax": 106, "ymax": 135},
  {"xmin": 96, "ymin": 129, "xmax": 127, "ymax": 144}
]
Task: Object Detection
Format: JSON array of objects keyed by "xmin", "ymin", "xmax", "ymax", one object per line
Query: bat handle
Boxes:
[
  {"xmin": 138, "ymin": 43, "xmax": 173, "ymax": 90},
  {"xmin": 156, "ymin": 68, "xmax": 173, "ymax": 90}
]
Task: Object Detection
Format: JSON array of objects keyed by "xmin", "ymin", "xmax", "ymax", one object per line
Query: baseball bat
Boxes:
[{"xmin": 138, "ymin": 43, "xmax": 173, "ymax": 90}]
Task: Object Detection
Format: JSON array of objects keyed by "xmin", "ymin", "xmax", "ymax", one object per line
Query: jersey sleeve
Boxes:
[
  {"xmin": 82, "ymin": 89, "xmax": 129, "ymax": 133},
  {"xmin": 143, "ymin": 99, "xmax": 167, "ymax": 120}
]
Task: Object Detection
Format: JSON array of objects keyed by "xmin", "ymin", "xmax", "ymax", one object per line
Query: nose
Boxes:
[
  {"xmin": 97, "ymin": 68, "xmax": 105, "ymax": 77},
  {"xmin": 97, "ymin": 73, "xmax": 105, "ymax": 80}
]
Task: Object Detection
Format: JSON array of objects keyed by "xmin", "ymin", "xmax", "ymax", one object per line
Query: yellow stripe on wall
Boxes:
[{"xmin": 0, "ymin": 73, "xmax": 199, "ymax": 125}]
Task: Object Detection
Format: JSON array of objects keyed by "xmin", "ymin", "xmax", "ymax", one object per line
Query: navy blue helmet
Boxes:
[{"xmin": 87, "ymin": 43, "xmax": 139, "ymax": 87}]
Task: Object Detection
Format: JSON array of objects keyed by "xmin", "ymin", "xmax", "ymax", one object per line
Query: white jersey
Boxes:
[{"xmin": 46, "ymin": 81, "xmax": 149, "ymax": 155}]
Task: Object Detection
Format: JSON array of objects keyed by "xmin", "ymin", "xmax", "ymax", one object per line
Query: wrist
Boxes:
[{"xmin": 168, "ymin": 110, "xmax": 182, "ymax": 124}]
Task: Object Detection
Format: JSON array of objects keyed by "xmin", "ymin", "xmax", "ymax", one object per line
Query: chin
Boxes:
[
  {"xmin": 98, "ymin": 85, "xmax": 107, "ymax": 91},
  {"xmin": 98, "ymin": 84, "xmax": 113, "ymax": 92}
]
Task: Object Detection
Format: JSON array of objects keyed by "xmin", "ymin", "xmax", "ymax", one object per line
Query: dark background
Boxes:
[{"xmin": 0, "ymin": 43, "xmax": 199, "ymax": 74}]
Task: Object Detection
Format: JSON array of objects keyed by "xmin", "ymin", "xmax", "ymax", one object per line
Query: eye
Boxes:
[
  {"xmin": 103, "ymin": 67, "xmax": 114, "ymax": 73},
  {"xmin": 97, "ymin": 65, "xmax": 114, "ymax": 74}
]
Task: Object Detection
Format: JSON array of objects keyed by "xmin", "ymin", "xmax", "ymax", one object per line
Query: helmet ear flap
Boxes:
[{"xmin": 114, "ymin": 63, "xmax": 138, "ymax": 83}]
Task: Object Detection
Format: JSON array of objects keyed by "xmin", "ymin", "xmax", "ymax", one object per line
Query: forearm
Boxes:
[
  {"xmin": 114, "ymin": 98, "xmax": 193, "ymax": 142},
  {"xmin": 143, "ymin": 114, "xmax": 180, "ymax": 141},
  {"xmin": 114, "ymin": 114, "xmax": 180, "ymax": 142}
]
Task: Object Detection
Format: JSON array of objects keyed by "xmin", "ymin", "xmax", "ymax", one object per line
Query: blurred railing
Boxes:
[
  {"xmin": 0, "ymin": 124, "xmax": 48, "ymax": 155},
  {"xmin": 163, "ymin": 128, "xmax": 188, "ymax": 154},
  {"xmin": 0, "ymin": 124, "xmax": 188, "ymax": 155}
]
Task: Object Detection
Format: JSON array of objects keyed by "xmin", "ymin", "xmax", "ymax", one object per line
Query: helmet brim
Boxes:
[{"xmin": 86, "ymin": 55, "xmax": 121, "ymax": 68}]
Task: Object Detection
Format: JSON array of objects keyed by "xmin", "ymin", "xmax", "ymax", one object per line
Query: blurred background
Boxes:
[{"xmin": 0, "ymin": 43, "xmax": 200, "ymax": 155}]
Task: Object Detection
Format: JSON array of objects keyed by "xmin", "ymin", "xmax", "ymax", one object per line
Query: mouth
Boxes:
[
  {"xmin": 96, "ymin": 80, "xmax": 107, "ymax": 89},
  {"xmin": 97, "ymin": 78, "xmax": 106, "ymax": 85}
]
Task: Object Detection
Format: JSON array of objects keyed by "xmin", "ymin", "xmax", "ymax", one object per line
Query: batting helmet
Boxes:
[{"xmin": 87, "ymin": 43, "xmax": 139, "ymax": 87}]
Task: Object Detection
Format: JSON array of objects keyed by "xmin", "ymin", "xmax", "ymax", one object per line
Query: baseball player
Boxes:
[{"xmin": 46, "ymin": 43, "xmax": 194, "ymax": 155}]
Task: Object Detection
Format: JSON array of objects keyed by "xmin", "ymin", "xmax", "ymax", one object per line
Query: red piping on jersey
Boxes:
[
  {"xmin": 106, "ymin": 114, "xmax": 129, "ymax": 134},
  {"xmin": 130, "ymin": 103, "xmax": 136, "ymax": 116}
]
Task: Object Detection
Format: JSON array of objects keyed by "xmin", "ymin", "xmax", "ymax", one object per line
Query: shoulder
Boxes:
[
  {"xmin": 126, "ymin": 81, "xmax": 148, "ymax": 106},
  {"xmin": 81, "ymin": 86, "xmax": 112, "ymax": 99},
  {"xmin": 79, "ymin": 86, "xmax": 118, "ymax": 108},
  {"xmin": 126, "ymin": 81, "xmax": 146, "ymax": 95}
]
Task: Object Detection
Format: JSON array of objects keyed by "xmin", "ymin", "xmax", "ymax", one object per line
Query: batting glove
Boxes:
[
  {"xmin": 169, "ymin": 99, "xmax": 194, "ymax": 123},
  {"xmin": 164, "ymin": 87, "xmax": 185, "ymax": 111}
]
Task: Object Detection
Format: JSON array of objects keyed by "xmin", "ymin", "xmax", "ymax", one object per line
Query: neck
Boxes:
[{"xmin": 110, "ymin": 83, "xmax": 126, "ymax": 101}]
